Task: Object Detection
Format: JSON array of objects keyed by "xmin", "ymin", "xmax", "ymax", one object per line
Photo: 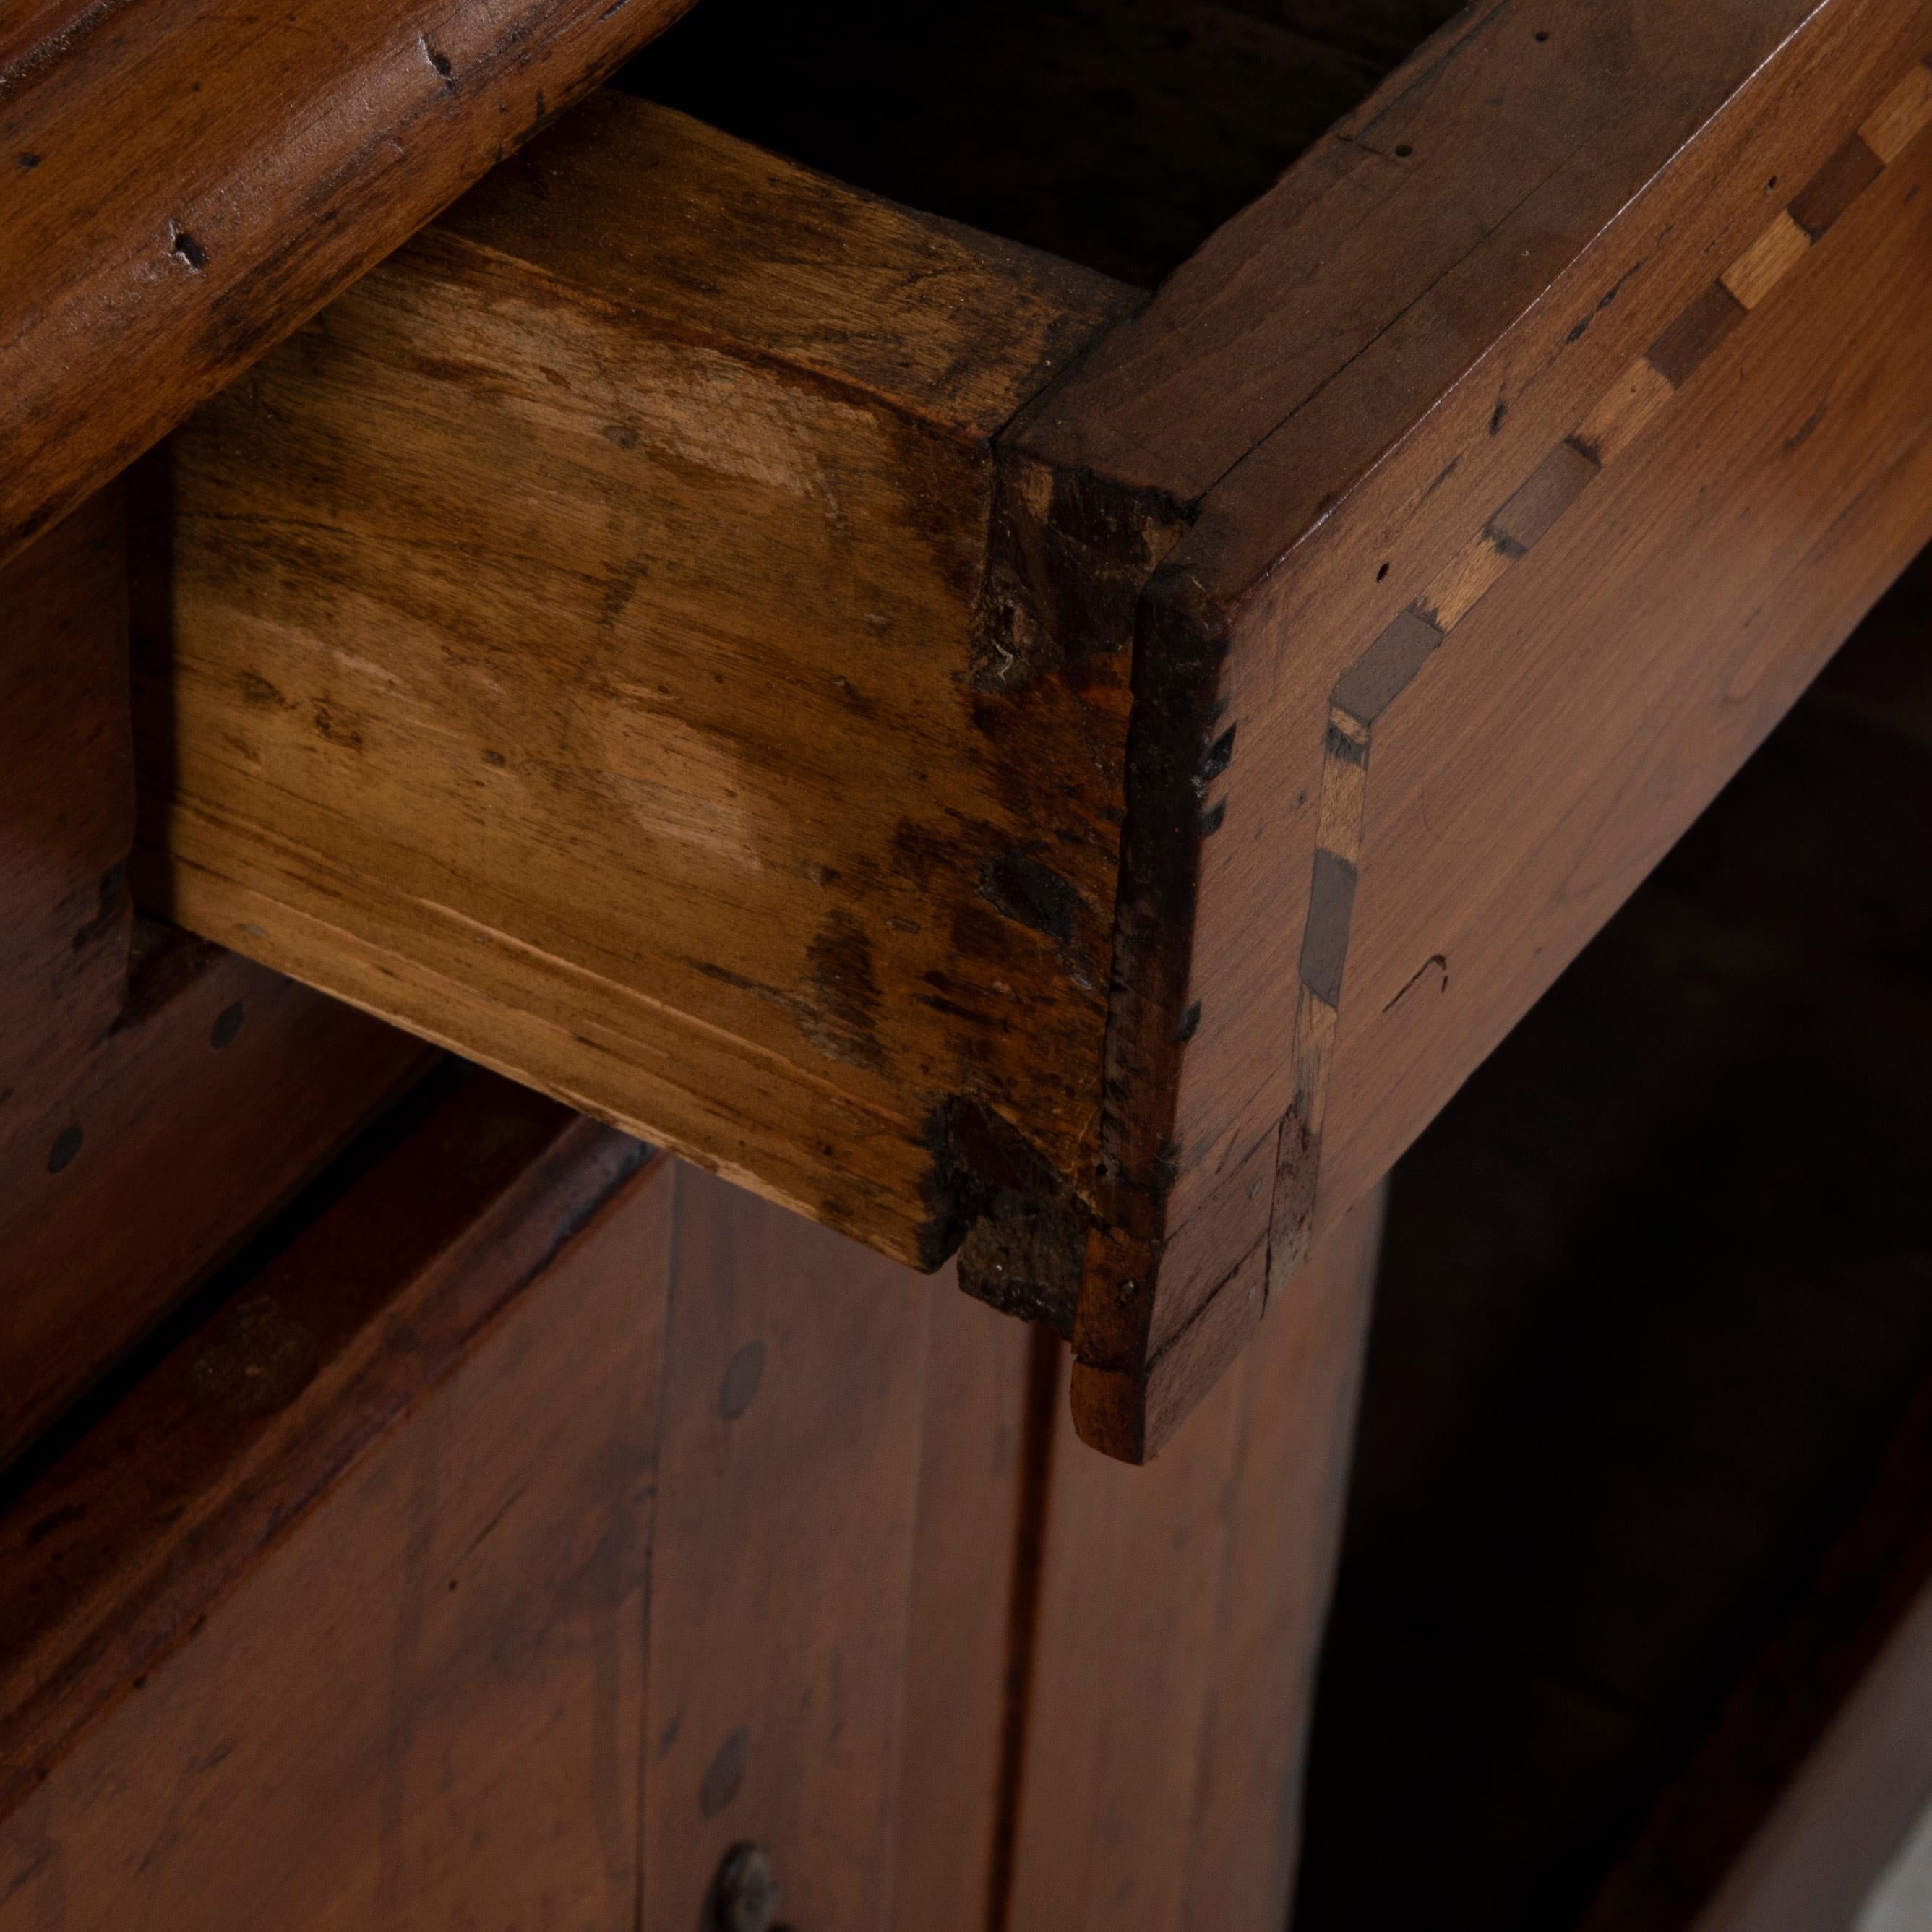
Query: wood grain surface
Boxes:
[
  {"xmin": 0, "ymin": 1076, "xmax": 658, "ymax": 1927},
  {"xmin": 0, "ymin": 0, "xmax": 699, "ymax": 571},
  {"xmin": 135, "ymin": 93, "xmax": 1138, "ymax": 1279},
  {"xmin": 1004, "ymin": 1186, "xmax": 1384, "ymax": 1931},
  {"xmin": 1, "ymin": 498, "xmax": 429, "ymax": 1472},
  {"xmin": 0, "ymin": 1066, "xmax": 1055, "ymax": 1931},
  {"xmin": 119, "ymin": 1, "xmax": 1932, "ymax": 1462},
  {"xmin": 1042, "ymin": 0, "xmax": 1932, "ymax": 1456}
]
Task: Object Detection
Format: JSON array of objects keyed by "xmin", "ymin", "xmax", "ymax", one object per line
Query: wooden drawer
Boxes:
[{"xmin": 124, "ymin": 0, "xmax": 1932, "ymax": 1458}]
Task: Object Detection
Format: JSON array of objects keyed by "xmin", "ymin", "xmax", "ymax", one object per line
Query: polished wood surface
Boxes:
[
  {"xmin": 0, "ymin": 1071, "xmax": 1036, "ymax": 1930},
  {"xmin": 0, "ymin": 1067, "xmax": 1387, "ymax": 1928},
  {"xmin": 1007, "ymin": 1186, "xmax": 1384, "ymax": 1931},
  {"xmin": 0, "ymin": 0, "xmax": 699, "ymax": 571},
  {"xmin": 1050, "ymin": 1, "xmax": 1932, "ymax": 1456},
  {"xmin": 0, "ymin": 1076, "xmax": 656, "ymax": 1924}
]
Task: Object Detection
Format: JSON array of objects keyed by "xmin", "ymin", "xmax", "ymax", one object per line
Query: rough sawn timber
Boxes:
[{"xmin": 134, "ymin": 95, "xmax": 1141, "ymax": 1277}]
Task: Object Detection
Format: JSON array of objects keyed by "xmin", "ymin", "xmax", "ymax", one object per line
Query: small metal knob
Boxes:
[{"xmin": 713, "ymin": 1842, "xmax": 780, "ymax": 1932}]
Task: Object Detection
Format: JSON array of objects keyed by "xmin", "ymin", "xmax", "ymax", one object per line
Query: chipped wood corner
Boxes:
[{"xmin": 949, "ymin": 431, "xmax": 1197, "ymax": 1343}]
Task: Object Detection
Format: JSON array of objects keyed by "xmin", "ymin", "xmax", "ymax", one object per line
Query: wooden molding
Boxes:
[{"xmin": 0, "ymin": 0, "xmax": 702, "ymax": 571}]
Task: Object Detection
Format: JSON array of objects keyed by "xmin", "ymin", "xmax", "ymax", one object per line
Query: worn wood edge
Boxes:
[
  {"xmin": 1057, "ymin": 12, "xmax": 1932, "ymax": 1460},
  {"xmin": 442, "ymin": 92, "xmax": 1145, "ymax": 442},
  {"xmin": 128, "ymin": 88, "xmax": 1152, "ymax": 1293},
  {"xmin": 137, "ymin": 790, "xmax": 951, "ymax": 1267},
  {"xmin": 0, "ymin": 0, "xmax": 701, "ymax": 572},
  {"xmin": 0, "ymin": 1074, "xmax": 651, "ymax": 1805}
]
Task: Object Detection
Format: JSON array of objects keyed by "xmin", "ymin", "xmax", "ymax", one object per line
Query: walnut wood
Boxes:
[
  {"xmin": 0, "ymin": 1074, "xmax": 1044, "ymax": 1931},
  {"xmin": 126, "ymin": 1, "xmax": 1932, "ymax": 1463},
  {"xmin": 895, "ymin": 1288, "xmax": 1038, "ymax": 1932},
  {"xmin": 0, "ymin": 0, "xmax": 699, "ymax": 572},
  {"xmin": 0, "ymin": 1042, "xmax": 1379, "ymax": 1929},
  {"xmin": 0, "ymin": 1075, "xmax": 659, "ymax": 1923},
  {"xmin": 0, "ymin": 499, "xmax": 429, "ymax": 1471},
  {"xmin": 1, "ymin": 926, "xmax": 431, "ymax": 1469},
  {"xmin": 133, "ymin": 94, "xmax": 1138, "ymax": 1272},
  {"xmin": 638, "ymin": 1163, "xmax": 933, "ymax": 1929},
  {"xmin": 1040, "ymin": 0, "xmax": 1932, "ymax": 1456},
  {"xmin": 1003, "ymin": 1186, "xmax": 1383, "ymax": 1931}
]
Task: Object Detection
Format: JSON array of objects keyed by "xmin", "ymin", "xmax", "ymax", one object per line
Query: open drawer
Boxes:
[{"xmin": 130, "ymin": 0, "xmax": 1932, "ymax": 1459}]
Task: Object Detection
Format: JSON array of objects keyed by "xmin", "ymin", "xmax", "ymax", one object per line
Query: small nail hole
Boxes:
[
  {"xmin": 48, "ymin": 1124, "xmax": 84, "ymax": 1174},
  {"xmin": 1534, "ymin": 29, "xmax": 1550, "ymax": 41},
  {"xmin": 1376, "ymin": 562, "xmax": 1391, "ymax": 582},
  {"xmin": 1394, "ymin": 143, "xmax": 1414, "ymax": 158}
]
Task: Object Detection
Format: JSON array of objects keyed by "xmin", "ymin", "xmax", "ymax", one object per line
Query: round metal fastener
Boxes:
[{"xmin": 713, "ymin": 1842, "xmax": 778, "ymax": 1932}]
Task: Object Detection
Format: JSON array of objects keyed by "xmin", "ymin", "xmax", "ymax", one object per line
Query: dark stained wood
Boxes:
[
  {"xmin": 134, "ymin": 93, "xmax": 1138, "ymax": 1273},
  {"xmin": 1, "ymin": 496, "xmax": 429, "ymax": 1471},
  {"xmin": 0, "ymin": 486, "xmax": 132, "ymax": 1126},
  {"xmin": 0, "ymin": 1075, "xmax": 659, "ymax": 1925},
  {"xmin": 1177, "ymin": 1185, "xmax": 1384, "ymax": 1932},
  {"xmin": 894, "ymin": 1285, "xmax": 1039, "ymax": 1932},
  {"xmin": 124, "ymin": 0, "xmax": 1932, "ymax": 1466},
  {"xmin": 1012, "ymin": 0, "xmax": 1824, "ymax": 503},
  {"xmin": 0, "ymin": 0, "xmax": 700, "ymax": 570},
  {"xmin": 1, "ymin": 924, "xmax": 431, "ymax": 1469},
  {"xmin": 1003, "ymin": 1186, "xmax": 1383, "ymax": 1930}
]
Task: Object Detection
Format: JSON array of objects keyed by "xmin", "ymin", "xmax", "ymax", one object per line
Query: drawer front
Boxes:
[
  {"xmin": 1038, "ymin": 0, "xmax": 1932, "ymax": 1456},
  {"xmin": 129, "ymin": 0, "xmax": 1932, "ymax": 1460}
]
